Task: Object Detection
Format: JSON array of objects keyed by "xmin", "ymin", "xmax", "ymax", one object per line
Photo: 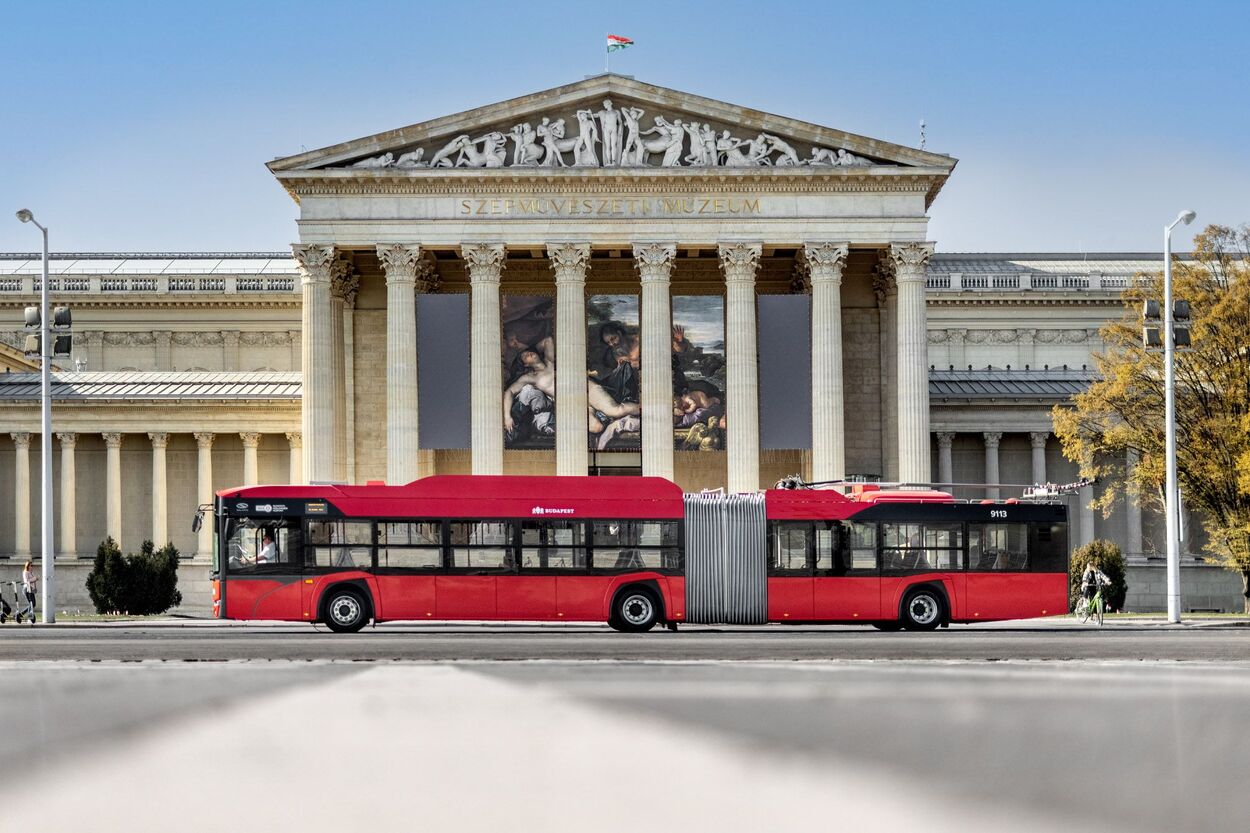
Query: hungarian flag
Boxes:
[{"xmin": 606, "ymin": 34, "xmax": 633, "ymax": 53}]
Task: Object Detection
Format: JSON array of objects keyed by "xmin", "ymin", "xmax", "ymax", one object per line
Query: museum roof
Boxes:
[
  {"xmin": 0, "ymin": 251, "xmax": 1183, "ymax": 276},
  {"xmin": 929, "ymin": 367, "xmax": 1096, "ymax": 400},
  {"xmin": 0, "ymin": 252, "xmax": 296, "ymax": 275},
  {"xmin": 0, "ymin": 371, "xmax": 301, "ymax": 401}
]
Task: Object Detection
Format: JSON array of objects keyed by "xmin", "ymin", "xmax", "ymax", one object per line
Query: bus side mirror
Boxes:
[{"xmin": 191, "ymin": 512, "xmax": 203, "ymax": 534}]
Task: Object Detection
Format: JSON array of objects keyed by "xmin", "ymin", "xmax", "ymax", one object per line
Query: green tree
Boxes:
[
  {"xmin": 1069, "ymin": 539, "xmax": 1128, "ymax": 612},
  {"xmin": 85, "ymin": 538, "xmax": 182, "ymax": 615},
  {"xmin": 1053, "ymin": 224, "xmax": 1250, "ymax": 611}
]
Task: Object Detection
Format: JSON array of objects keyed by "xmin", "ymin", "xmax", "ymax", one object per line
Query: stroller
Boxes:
[{"xmin": 2, "ymin": 581, "xmax": 35, "ymax": 625}]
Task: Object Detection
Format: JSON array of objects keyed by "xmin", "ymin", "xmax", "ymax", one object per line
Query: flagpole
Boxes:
[{"xmin": 605, "ymin": 34, "xmax": 609, "ymax": 73}]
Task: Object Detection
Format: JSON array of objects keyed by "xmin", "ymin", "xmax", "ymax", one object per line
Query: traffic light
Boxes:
[
  {"xmin": 1141, "ymin": 299, "xmax": 1193, "ymax": 351},
  {"xmin": 21, "ymin": 305, "xmax": 73, "ymax": 358}
]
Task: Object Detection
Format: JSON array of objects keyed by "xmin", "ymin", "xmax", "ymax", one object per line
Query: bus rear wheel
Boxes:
[
  {"xmin": 900, "ymin": 588, "xmax": 944, "ymax": 631},
  {"xmin": 323, "ymin": 588, "xmax": 369, "ymax": 634},
  {"xmin": 611, "ymin": 589, "xmax": 659, "ymax": 633}
]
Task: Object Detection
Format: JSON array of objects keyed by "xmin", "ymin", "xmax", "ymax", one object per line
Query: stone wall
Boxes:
[{"xmin": 1124, "ymin": 564, "xmax": 1246, "ymax": 613}]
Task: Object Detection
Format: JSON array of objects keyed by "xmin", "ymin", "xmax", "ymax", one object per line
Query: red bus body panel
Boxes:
[{"xmin": 217, "ymin": 477, "xmax": 1064, "ymax": 628}]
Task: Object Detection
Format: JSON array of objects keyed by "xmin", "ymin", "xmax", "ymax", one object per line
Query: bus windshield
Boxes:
[{"xmin": 223, "ymin": 517, "xmax": 302, "ymax": 573}]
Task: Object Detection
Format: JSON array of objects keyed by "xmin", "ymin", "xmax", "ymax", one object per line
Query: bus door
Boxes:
[
  {"xmin": 437, "ymin": 521, "xmax": 509, "ymax": 619},
  {"xmin": 373, "ymin": 521, "xmax": 441, "ymax": 620},
  {"xmin": 813, "ymin": 521, "xmax": 881, "ymax": 621},
  {"xmin": 766, "ymin": 522, "xmax": 814, "ymax": 621},
  {"xmin": 964, "ymin": 522, "xmax": 1031, "ymax": 620}
]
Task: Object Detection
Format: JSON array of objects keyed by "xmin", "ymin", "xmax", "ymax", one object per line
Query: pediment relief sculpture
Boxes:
[{"xmin": 343, "ymin": 98, "xmax": 882, "ymax": 172}]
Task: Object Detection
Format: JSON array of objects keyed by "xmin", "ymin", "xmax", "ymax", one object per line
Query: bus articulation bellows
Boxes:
[{"xmin": 208, "ymin": 475, "xmax": 1069, "ymax": 633}]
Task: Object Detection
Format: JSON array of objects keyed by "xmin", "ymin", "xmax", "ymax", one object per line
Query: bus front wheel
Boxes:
[
  {"xmin": 611, "ymin": 588, "xmax": 659, "ymax": 633},
  {"xmin": 900, "ymin": 587, "xmax": 945, "ymax": 631},
  {"xmin": 323, "ymin": 587, "xmax": 370, "ymax": 634}
]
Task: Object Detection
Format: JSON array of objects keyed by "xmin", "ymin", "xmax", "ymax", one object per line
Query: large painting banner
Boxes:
[
  {"xmin": 672, "ymin": 295, "xmax": 726, "ymax": 451},
  {"xmin": 502, "ymin": 295, "xmax": 556, "ymax": 450},
  {"xmin": 587, "ymin": 294, "xmax": 641, "ymax": 451}
]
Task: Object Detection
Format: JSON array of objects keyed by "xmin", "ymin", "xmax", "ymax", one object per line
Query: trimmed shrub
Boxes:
[
  {"xmin": 86, "ymin": 538, "xmax": 183, "ymax": 615},
  {"xmin": 1069, "ymin": 539, "xmax": 1128, "ymax": 612}
]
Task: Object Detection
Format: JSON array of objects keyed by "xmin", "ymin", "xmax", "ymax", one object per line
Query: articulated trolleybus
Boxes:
[{"xmin": 209, "ymin": 475, "xmax": 1069, "ymax": 633}]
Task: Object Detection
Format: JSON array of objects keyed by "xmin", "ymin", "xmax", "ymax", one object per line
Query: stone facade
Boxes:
[{"xmin": 0, "ymin": 78, "xmax": 1239, "ymax": 611}]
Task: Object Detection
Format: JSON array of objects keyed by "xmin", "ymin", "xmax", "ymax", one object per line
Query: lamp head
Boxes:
[
  {"xmin": 1179, "ymin": 209, "xmax": 1197, "ymax": 226},
  {"xmin": 15, "ymin": 209, "xmax": 33, "ymax": 224}
]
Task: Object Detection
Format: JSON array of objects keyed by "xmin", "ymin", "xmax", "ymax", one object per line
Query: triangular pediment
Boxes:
[{"xmin": 269, "ymin": 75, "xmax": 956, "ymax": 184}]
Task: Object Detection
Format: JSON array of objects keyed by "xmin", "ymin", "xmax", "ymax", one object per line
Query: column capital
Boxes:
[
  {"xmin": 103, "ymin": 432, "xmax": 124, "ymax": 449},
  {"xmin": 330, "ymin": 258, "xmax": 361, "ymax": 307},
  {"xmin": 286, "ymin": 431, "xmax": 303, "ymax": 449},
  {"xmin": 9, "ymin": 432, "xmax": 31, "ymax": 448},
  {"xmin": 1029, "ymin": 431, "xmax": 1049, "ymax": 449},
  {"xmin": 888, "ymin": 242, "xmax": 935, "ymax": 283},
  {"xmin": 718, "ymin": 242, "xmax": 762, "ymax": 283},
  {"xmin": 872, "ymin": 256, "xmax": 896, "ymax": 301},
  {"xmin": 292, "ymin": 244, "xmax": 336, "ymax": 284},
  {"xmin": 632, "ymin": 242, "xmax": 676, "ymax": 283},
  {"xmin": 148, "ymin": 432, "xmax": 170, "ymax": 449},
  {"xmin": 935, "ymin": 431, "xmax": 956, "ymax": 449},
  {"xmin": 57, "ymin": 432, "xmax": 77, "ymax": 448},
  {"xmin": 377, "ymin": 243, "xmax": 421, "ymax": 276},
  {"xmin": 547, "ymin": 243, "xmax": 591, "ymax": 283},
  {"xmin": 461, "ymin": 243, "xmax": 506, "ymax": 284},
  {"xmin": 982, "ymin": 431, "xmax": 1002, "ymax": 449},
  {"xmin": 802, "ymin": 242, "xmax": 849, "ymax": 285},
  {"xmin": 194, "ymin": 432, "xmax": 215, "ymax": 449},
  {"xmin": 240, "ymin": 432, "xmax": 261, "ymax": 449}
]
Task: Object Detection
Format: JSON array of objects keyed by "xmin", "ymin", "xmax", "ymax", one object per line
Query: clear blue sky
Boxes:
[{"xmin": 2, "ymin": 0, "xmax": 1245, "ymax": 253}]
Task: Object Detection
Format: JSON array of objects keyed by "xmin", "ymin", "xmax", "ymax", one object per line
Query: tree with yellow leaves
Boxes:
[{"xmin": 1053, "ymin": 225, "xmax": 1250, "ymax": 612}]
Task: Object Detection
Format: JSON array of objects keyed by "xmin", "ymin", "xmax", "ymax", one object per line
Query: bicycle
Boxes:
[{"xmin": 1074, "ymin": 589, "xmax": 1105, "ymax": 626}]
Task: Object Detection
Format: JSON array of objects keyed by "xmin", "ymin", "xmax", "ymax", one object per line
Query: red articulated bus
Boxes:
[{"xmin": 208, "ymin": 475, "xmax": 1069, "ymax": 633}]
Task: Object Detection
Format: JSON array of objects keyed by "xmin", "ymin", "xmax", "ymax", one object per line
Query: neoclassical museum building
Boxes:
[{"xmin": 0, "ymin": 76, "xmax": 1238, "ymax": 610}]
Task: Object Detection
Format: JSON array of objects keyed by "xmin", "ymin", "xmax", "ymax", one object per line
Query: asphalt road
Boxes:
[
  {"xmin": 1, "ymin": 656, "xmax": 1247, "ymax": 832},
  {"xmin": 0, "ymin": 619, "xmax": 1247, "ymax": 661}
]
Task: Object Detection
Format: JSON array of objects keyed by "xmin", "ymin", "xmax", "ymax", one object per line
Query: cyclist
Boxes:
[{"xmin": 1081, "ymin": 561, "xmax": 1112, "ymax": 610}]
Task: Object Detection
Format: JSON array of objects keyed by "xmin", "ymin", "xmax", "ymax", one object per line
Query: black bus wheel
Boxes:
[
  {"xmin": 900, "ymin": 588, "xmax": 944, "ymax": 631},
  {"xmin": 323, "ymin": 588, "xmax": 369, "ymax": 634},
  {"xmin": 612, "ymin": 588, "xmax": 659, "ymax": 633}
]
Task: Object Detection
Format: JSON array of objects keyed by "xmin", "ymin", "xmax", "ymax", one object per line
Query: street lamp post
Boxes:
[
  {"xmin": 1163, "ymin": 208, "xmax": 1196, "ymax": 624},
  {"xmin": 15, "ymin": 209, "xmax": 54, "ymax": 624}
]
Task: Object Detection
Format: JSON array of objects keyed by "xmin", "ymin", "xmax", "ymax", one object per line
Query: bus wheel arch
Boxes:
[
  {"xmin": 319, "ymin": 581, "xmax": 374, "ymax": 633},
  {"xmin": 899, "ymin": 583, "xmax": 948, "ymax": 631},
  {"xmin": 609, "ymin": 581, "xmax": 665, "ymax": 633}
]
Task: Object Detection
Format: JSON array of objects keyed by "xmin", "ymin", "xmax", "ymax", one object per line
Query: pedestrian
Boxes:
[{"xmin": 20, "ymin": 560, "xmax": 36, "ymax": 623}]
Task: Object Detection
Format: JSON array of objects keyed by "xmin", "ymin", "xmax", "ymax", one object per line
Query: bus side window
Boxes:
[
  {"xmin": 969, "ymin": 523, "xmax": 1029, "ymax": 571},
  {"xmin": 847, "ymin": 523, "xmax": 878, "ymax": 572},
  {"xmin": 305, "ymin": 520, "xmax": 374, "ymax": 570}
]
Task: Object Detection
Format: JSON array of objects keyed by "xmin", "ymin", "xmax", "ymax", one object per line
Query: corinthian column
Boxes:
[
  {"xmin": 463, "ymin": 243, "xmax": 506, "ymax": 475},
  {"xmin": 874, "ymin": 263, "xmax": 898, "ymax": 480},
  {"xmin": 804, "ymin": 243, "xmax": 849, "ymax": 482},
  {"xmin": 194, "ymin": 433, "xmax": 214, "ymax": 558},
  {"xmin": 293, "ymin": 244, "xmax": 337, "ymax": 483},
  {"xmin": 103, "ymin": 432, "xmax": 123, "ymax": 545},
  {"xmin": 549, "ymin": 243, "xmax": 592, "ymax": 477},
  {"xmin": 286, "ymin": 432, "xmax": 303, "ymax": 484},
  {"xmin": 983, "ymin": 432, "xmax": 1002, "ymax": 500},
  {"xmin": 377, "ymin": 244, "xmax": 424, "ymax": 484},
  {"xmin": 149, "ymin": 433, "xmax": 169, "ymax": 545},
  {"xmin": 935, "ymin": 431, "xmax": 955, "ymax": 486},
  {"xmin": 1029, "ymin": 432, "xmax": 1049, "ymax": 485},
  {"xmin": 719, "ymin": 243, "xmax": 763, "ymax": 492},
  {"xmin": 241, "ymin": 432, "xmax": 261, "ymax": 486},
  {"xmin": 889, "ymin": 243, "xmax": 935, "ymax": 485},
  {"xmin": 11, "ymin": 433, "xmax": 31, "ymax": 558},
  {"xmin": 330, "ymin": 258, "xmax": 359, "ymax": 483},
  {"xmin": 57, "ymin": 433, "xmax": 76, "ymax": 557},
  {"xmin": 634, "ymin": 243, "xmax": 676, "ymax": 480}
]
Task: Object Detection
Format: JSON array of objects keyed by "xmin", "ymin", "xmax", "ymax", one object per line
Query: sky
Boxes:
[{"xmin": 1, "ymin": 0, "xmax": 1246, "ymax": 254}]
